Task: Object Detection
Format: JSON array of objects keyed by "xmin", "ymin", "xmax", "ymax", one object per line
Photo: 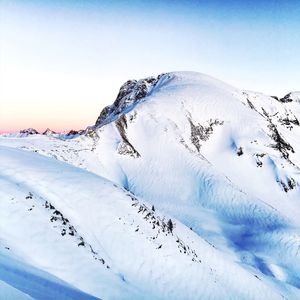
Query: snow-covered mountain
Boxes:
[{"xmin": 1, "ymin": 72, "xmax": 300, "ymax": 299}]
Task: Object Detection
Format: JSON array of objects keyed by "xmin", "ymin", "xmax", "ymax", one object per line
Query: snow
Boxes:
[
  {"xmin": 1, "ymin": 71, "xmax": 300, "ymax": 299},
  {"xmin": 0, "ymin": 280, "xmax": 34, "ymax": 300},
  {"xmin": 0, "ymin": 249, "xmax": 99, "ymax": 300}
]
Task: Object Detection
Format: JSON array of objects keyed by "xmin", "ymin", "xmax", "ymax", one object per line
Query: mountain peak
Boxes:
[
  {"xmin": 19, "ymin": 128, "xmax": 39, "ymax": 136},
  {"xmin": 43, "ymin": 128, "xmax": 57, "ymax": 136},
  {"xmin": 95, "ymin": 73, "xmax": 171, "ymax": 127},
  {"xmin": 94, "ymin": 71, "xmax": 242, "ymax": 129}
]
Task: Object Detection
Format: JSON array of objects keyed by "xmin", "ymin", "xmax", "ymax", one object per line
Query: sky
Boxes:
[{"xmin": 0, "ymin": 0, "xmax": 300, "ymax": 133}]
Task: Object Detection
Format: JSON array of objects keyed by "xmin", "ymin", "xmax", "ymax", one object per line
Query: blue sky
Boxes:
[{"xmin": 0, "ymin": 0, "xmax": 299, "ymax": 131}]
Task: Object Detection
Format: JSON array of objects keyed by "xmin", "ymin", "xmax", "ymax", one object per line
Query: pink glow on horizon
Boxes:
[{"xmin": 0, "ymin": 121, "xmax": 91, "ymax": 134}]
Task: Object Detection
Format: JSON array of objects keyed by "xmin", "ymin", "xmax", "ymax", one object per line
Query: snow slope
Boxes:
[
  {"xmin": 1, "ymin": 71, "xmax": 300, "ymax": 299},
  {"xmin": 0, "ymin": 249, "xmax": 99, "ymax": 300}
]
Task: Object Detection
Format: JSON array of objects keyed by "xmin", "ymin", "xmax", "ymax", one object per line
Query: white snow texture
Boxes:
[{"xmin": 1, "ymin": 72, "xmax": 300, "ymax": 299}]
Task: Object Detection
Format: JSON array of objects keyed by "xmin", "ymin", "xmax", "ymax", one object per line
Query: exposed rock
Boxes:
[
  {"xmin": 129, "ymin": 194, "xmax": 201, "ymax": 263},
  {"xmin": 84, "ymin": 127, "xmax": 100, "ymax": 140},
  {"xmin": 95, "ymin": 73, "xmax": 168, "ymax": 127},
  {"xmin": 236, "ymin": 147, "xmax": 244, "ymax": 156},
  {"xmin": 43, "ymin": 128, "xmax": 57, "ymax": 136},
  {"xmin": 268, "ymin": 122, "xmax": 294, "ymax": 160},
  {"xmin": 278, "ymin": 112, "xmax": 299, "ymax": 127},
  {"xmin": 116, "ymin": 115, "xmax": 140, "ymax": 158},
  {"xmin": 255, "ymin": 153, "xmax": 265, "ymax": 167},
  {"xmin": 270, "ymin": 96, "xmax": 279, "ymax": 101},
  {"xmin": 278, "ymin": 178, "xmax": 296, "ymax": 192},
  {"xmin": 247, "ymin": 99, "xmax": 256, "ymax": 110},
  {"xmin": 66, "ymin": 129, "xmax": 84, "ymax": 136},
  {"xmin": 189, "ymin": 118, "xmax": 224, "ymax": 152},
  {"xmin": 279, "ymin": 93, "xmax": 293, "ymax": 103},
  {"xmin": 19, "ymin": 128, "xmax": 39, "ymax": 135}
]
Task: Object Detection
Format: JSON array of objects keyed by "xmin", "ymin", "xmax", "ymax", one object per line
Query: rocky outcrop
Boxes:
[
  {"xmin": 188, "ymin": 118, "xmax": 224, "ymax": 152},
  {"xmin": 95, "ymin": 73, "xmax": 168, "ymax": 127},
  {"xmin": 43, "ymin": 128, "xmax": 57, "ymax": 136},
  {"xmin": 19, "ymin": 128, "xmax": 39, "ymax": 136},
  {"xmin": 66, "ymin": 129, "xmax": 84, "ymax": 136},
  {"xmin": 279, "ymin": 93, "xmax": 294, "ymax": 103},
  {"xmin": 268, "ymin": 122, "xmax": 294, "ymax": 160},
  {"xmin": 115, "ymin": 115, "xmax": 140, "ymax": 158}
]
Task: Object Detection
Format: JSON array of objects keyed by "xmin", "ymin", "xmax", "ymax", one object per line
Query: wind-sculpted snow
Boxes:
[
  {"xmin": 1, "ymin": 72, "xmax": 300, "ymax": 299},
  {"xmin": 1, "ymin": 146, "xmax": 289, "ymax": 299}
]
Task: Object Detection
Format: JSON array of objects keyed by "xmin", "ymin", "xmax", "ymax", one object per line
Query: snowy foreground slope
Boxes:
[{"xmin": 1, "ymin": 72, "xmax": 300, "ymax": 299}]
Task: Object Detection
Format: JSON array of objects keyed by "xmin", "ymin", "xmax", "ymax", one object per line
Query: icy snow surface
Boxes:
[{"xmin": 1, "ymin": 72, "xmax": 300, "ymax": 299}]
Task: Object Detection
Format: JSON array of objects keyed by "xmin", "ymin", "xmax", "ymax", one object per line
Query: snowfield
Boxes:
[{"xmin": 1, "ymin": 72, "xmax": 300, "ymax": 299}]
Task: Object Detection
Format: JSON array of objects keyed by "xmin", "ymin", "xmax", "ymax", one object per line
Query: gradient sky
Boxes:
[{"xmin": 0, "ymin": 0, "xmax": 299, "ymax": 133}]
